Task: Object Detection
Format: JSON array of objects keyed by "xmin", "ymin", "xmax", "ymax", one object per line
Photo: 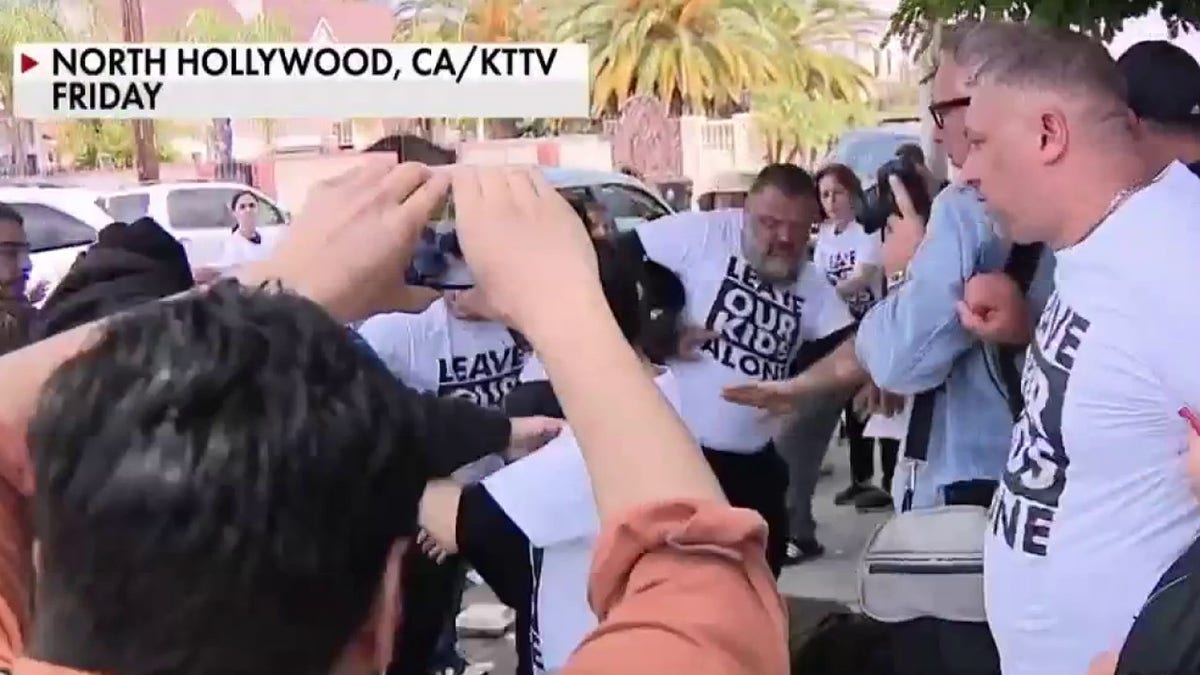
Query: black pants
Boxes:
[
  {"xmin": 887, "ymin": 479, "xmax": 1000, "ymax": 675},
  {"xmin": 1116, "ymin": 536, "xmax": 1200, "ymax": 674},
  {"xmin": 388, "ymin": 548, "xmax": 464, "ymax": 675},
  {"xmin": 843, "ymin": 404, "xmax": 899, "ymax": 489},
  {"xmin": 702, "ymin": 443, "xmax": 788, "ymax": 577}
]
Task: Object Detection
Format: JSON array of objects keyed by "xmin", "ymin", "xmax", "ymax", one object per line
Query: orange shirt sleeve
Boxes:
[
  {"xmin": 0, "ymin": 421, "xmax": 33, "ymax": 670},
  {"xmin": 564, "ymin": 500, "xmax": 788, "ymax": 675}
]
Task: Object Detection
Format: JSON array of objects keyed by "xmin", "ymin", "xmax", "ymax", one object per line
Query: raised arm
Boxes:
[
  {"xmin": 451, "ymin": 168, "xmax": 787, "ymax": 675},
  {"xmin": 856, "ymin": 188, "xmax": 988, "ymax": 393}
]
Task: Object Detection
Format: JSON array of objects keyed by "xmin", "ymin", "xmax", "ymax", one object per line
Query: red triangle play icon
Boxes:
[{"xmin": 20, "ymin": 54, "xmax": 38, "ymax": 74}]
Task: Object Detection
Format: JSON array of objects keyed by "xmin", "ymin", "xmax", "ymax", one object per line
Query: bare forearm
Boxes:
[
  {"xmin": 521, "ymin": 291, "xmax": 725, "ymax": 516},
  {"xmin": 793, "ymin": 337, "xmax": 870, "ymax": 395}
]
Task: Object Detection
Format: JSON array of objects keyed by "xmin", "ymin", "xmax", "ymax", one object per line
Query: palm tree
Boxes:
[
  {"xmin": 547, "ymin": 0, "xmax": 781, "ymax": 116},
  {"xmin": 0, "ymin": 1, "xmax": 67, "ymax": 172},
  {"xmin": 546, "ymin": 0, "xmax": 876, "ymax": 117},
  {"xmin": 169, "ymin": 9, "xmax": 291, "ymax": 164},
  {"xmin": 752, "ymin": 86, "xmax": 873, "ymax": 166},
  {"xmin": 761, "ymin": 0, "xmax": 878, "ymax": 102},
  {"xmin": 394, "ymin": 0, "xmax": 535, "ymax": 138}
]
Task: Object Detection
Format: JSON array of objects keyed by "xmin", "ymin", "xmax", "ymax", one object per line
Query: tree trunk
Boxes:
[
  {"xmin": 210, "ymin": 118, "xmax": 233, "ymax": 165},
  {"xmin": 485, "ymin": 119, "xmax": 520, "ymax": 139}
]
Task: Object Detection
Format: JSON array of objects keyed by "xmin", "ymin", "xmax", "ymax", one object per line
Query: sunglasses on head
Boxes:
[{"xmin": 928, "ymin": 96, "xmax": 971, "ymax": 129}]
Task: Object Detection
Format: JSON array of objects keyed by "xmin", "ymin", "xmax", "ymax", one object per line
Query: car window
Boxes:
[
  {"xmin": 830, "ymin": 133, "xmax": 918, "ymax": 187},
  {"xmin": 166, "ymin": 188, "xmax": 284, "ymax": 230},
  {"xmin": 104, "ymin": 193, "xmax": 150, "ymax": 222},
  {"xmin": 9, "ymin": 203, "xmax": 98, "ymax": 253},
  {"xmin": 592, "ymin": 184, "xmax": 670, "ymax": 229},
  {"xmin": 555, "ymin": 187, "xmax": 591, "ymax": 205}
]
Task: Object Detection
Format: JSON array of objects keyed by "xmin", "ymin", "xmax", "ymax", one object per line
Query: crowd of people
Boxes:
[{"xmin": 1, "ymin": 18, "xmax": 1200, "ymax": 675}]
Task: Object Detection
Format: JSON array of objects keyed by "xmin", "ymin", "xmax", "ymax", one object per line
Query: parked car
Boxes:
[
  {"xmin": 0, "ymin": 185, "xmax": 110, "ymax": 300},
  {"xmin": 99, "ymin": 181, "xmax": 291, "ymax": 269},
  {"xmin": 824, "ymin": 125, "xmax": 921, "ymax": 189},
  {"xmin": 541, "ymin": 168, "xmax": 675, "ymax": 229}
]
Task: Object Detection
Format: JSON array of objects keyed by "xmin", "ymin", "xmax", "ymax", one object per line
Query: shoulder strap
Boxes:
[{"xmin": 996, "ymin": 243, "xmax": 1044, "ymax": 421}]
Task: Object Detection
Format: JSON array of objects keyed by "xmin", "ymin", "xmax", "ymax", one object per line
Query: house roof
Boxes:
[
  {"xmin": 260, "ymin": 0, "xmax": 394, "ymax": 42},
  {"xmin": 90, "ymin": 0, "xmax": 392, "ymax": 43}
]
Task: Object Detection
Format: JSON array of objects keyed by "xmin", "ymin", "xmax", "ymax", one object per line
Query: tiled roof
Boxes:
[{"xmin": 91, "ymin": 0, "xmax": 393, "ymax": 42}]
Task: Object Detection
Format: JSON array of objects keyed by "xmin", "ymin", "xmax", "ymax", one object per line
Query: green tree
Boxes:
[
  {"xmin": 169, "ymin": 9, "xmax": 292, "ymax": 162},
  {"xmin": 752, "ymin": 86, "xmax": 874, "ymax": 166},
  {"xmin": 546, "ymin": 0, "xmax": 877, "ymax": 116},
  {"xmin": 393, "ymin": 0, "xmax": 538, "ymax": 138},
  {"xmin": 0, "ymin": 1, "xmax": 67, "ymax": 170},
  {"xmin": 61, "ymin": 119, "xmax": 179, "ymax": 169},
  {"xmin": 889, "ymin": 0, "xmax": 1199, "ymax": 48}
]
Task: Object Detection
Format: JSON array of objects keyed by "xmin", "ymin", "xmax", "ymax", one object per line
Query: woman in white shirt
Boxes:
[
  {"xmin": 218, "ymin": 190, "xmax": 273, "ymax": 271},
  {"xmin": 812, "ymin": 163, "xmax": 896, "ymax": 512}
]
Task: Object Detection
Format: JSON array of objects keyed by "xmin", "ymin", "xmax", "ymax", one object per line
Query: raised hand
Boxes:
[
  {"xmin": 238, "ymin": 157, "xmax": 448, "ymax": 323},
  {"xmin": 449, "ymin": 166, "xmax": 600, "ymax": 335},
  {"xmin": 506, "ymin": 415, "xmax": 565, "ymax": 461}
]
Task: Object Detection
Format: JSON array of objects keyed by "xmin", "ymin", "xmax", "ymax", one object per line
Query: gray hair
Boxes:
[{"xmin": 953, "ymin": 21, "xmax": 1127, "ymax": 106}]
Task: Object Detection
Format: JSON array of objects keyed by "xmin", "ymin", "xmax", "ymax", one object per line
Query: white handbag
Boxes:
[{"xmin": 856, "ymin": 390, "xmax": 989, "ymax": 624}]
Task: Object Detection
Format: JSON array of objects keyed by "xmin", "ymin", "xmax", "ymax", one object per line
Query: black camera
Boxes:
[{"xmin": 860, "ymin": 158, "xmax": 932, "ymax": 234}]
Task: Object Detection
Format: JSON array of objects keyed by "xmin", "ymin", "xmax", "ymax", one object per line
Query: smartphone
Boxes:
[{"xmin": 405, "ymin": 223, "xmax": 473, "ymax": 289}]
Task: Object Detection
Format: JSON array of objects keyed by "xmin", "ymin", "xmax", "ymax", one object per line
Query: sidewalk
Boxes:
[{"xmin": 778, "ymin": 439, "xmax": 889, "ymax": 608}]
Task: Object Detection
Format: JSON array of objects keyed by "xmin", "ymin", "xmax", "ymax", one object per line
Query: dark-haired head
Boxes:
[
  {"xmin": 230, "ymin": 190, "xmax": 259, "ymax": 234},
  {"xmin": 0, "ymin": 201, "xmax": 29, "ymax": 304},
  {"xmin": 36, "ymin": 217, "xmax": 195, "ymax": 340},
  {"xmin": 743, "ymin": 163, "xmax": 820, "ymax": 283},
  {"xmin": 594, "ymin": 240, "xmax": 646, "ymax": 347},
  {"xmin": 28, "ymin": 281, "xmax": 428, "ymax": 675},
  {"xmin": 814, "ymin": 163, "xmax": 864, "ymax": 226},
  {"xmin": 363, "ymin": 134, "xmax": 457, "ymax": 166}
]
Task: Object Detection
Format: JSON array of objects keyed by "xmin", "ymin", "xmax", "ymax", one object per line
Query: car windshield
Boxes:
[{"xmin": 828, "ymin": 132, "xmax": 919, "ymax": 187}]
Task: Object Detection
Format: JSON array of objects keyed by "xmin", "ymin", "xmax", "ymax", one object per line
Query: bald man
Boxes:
[{"xmin": 954, "ymin": 22, "xmax": 1200, "ymax": 675}]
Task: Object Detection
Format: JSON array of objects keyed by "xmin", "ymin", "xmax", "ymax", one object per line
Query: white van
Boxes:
[{"xmin": 100, "ymin": 181, "xmax": 290, "ymax": 269}]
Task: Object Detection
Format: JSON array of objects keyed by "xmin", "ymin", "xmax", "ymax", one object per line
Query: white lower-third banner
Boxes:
[{"xmin": 12, "ymin": 43, "xmax": 591, "ymax": 119}]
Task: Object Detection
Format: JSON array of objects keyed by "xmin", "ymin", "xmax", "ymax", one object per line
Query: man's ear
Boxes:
[{"xmin": 344, "ymin": 539, "xmax": 406, "ymax": 673}]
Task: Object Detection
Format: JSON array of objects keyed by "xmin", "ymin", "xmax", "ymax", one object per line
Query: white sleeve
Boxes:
[
  {"xmin": 482, "ymin": 431, "xmax": 598, "ymax": 547},
  {"xmin": 357, "ymin": 313, "xmax": 418, "ymax": 381},
  {"xmin": 633, "ymin": 210, "xmax": 716, "ymax": 274},
  {"xmin": 800, "ymin": 269, "xmax": 855, "ymax": 340},
  {"xmin": 858, "ymin": 229, "xmax": 884, "ymax": 267}
]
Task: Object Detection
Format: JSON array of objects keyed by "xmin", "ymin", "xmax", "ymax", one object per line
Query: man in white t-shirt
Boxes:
[
  {"xmin": 623, "ymin": 163, "xmax": 860, "ymax": 575},
  {"xmin": 952, "ymin": 22, "xmax": 1200, "ymax": 675},
  {"xmin": 359, "ymin": 288, "xmax": 528, "ymax": 675}
]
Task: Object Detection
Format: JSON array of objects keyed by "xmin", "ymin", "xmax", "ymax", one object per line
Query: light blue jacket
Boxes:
[{"xmin": 855, "ymin": 184, "xmax": 1054, "ymax": 509}]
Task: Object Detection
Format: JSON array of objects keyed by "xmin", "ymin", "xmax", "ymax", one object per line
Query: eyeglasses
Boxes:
[{"xmin": 928, "ymin": 96, "xmax": 971, "ymax": 129}]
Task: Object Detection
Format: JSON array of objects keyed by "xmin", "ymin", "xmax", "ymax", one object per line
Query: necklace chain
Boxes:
[{"xmin": 1077, "ymin": 167, "xmax": 1167, "ymax": 245}]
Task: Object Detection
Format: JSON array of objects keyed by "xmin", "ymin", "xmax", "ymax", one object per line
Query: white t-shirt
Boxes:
[
  {"xmin": 984, "ymin": 161, "xmax": 1200, "ymax": 675},
  {"xmin": 484, "ymin": 368, "xmax": 682, "ymax": 674},
  {"xmin": 217, "ymin": 229, "xmax": 278, "ymax": 270},
  {"xmin": 813, "ymin": 220, "xmax": 883, "ymax": 319},
  {"xmin": 636, "ymin": 208, "xmax": 853, "ymax": 452},
  {"xmin": 357, "ymin": 299, "xmax": 526, "ymax": 408}
]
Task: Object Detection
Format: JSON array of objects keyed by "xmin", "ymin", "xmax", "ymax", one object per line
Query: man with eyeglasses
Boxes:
[{"xmin": 722, "ymin": 20, "xmax": 1055, "ymax": 675}]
